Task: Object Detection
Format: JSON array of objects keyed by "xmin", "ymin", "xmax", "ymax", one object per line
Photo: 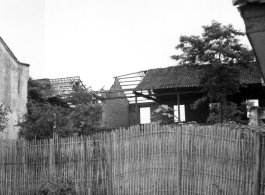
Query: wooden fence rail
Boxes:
[{"xmin": 0, "ymin": 124, "xmax": 264, "ymax": 195}]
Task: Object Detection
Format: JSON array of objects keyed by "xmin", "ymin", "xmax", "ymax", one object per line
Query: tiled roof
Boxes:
[{"xmin": 135, "ymin": 63, "xmax": 263, "ymax": 91}]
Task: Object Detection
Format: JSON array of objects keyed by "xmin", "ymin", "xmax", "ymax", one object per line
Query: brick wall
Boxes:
[{"xmin": 101, "ymin": 79, "xmax": 129, "ymax": 129}]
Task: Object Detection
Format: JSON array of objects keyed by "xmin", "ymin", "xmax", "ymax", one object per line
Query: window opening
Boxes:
[
  {"xmin": 174, "ymin": 105, "xmax": 185, "ymax": 122},
  {"xmin": 140, "ymin": 107, "xmax": 151, "ymax": 124},
  {"xmin": 246, "ymin": 99, "xmax": 259, "ymax": 118}
]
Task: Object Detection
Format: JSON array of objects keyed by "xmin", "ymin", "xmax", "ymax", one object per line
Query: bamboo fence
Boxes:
[{"xmin": 0, "ymin": 124, "xmax": 264, "ymax": 195}]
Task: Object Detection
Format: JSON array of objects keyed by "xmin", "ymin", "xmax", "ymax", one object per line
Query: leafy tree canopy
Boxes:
[
  {"xmin": 171, "ymin": 21, "xmax": 255, "ymax": 66},
  {"xmin": 18, "ymin": 78, "xmax": 103, "ymax": 140},
  {"xmin": 172, "ymin": 21, "xmax": 255, "ymax": 123}
]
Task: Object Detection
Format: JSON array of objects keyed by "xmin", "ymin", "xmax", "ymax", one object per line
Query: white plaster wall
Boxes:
[{"xmin": 0, "ymin": 42, "xmax": 29, "ymax": 139}]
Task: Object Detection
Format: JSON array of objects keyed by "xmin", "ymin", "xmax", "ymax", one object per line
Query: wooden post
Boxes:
[
  {"xmin": 135, "ymin": 95, "xmax": 139, "ymax": 124},
  {"xmin": 107, "ymin": 133, "xmax": 113, "ymax": 195},
  {"xmin": 253, "ymin": 133, "xmax": 262, "ymax": 195},
  {"xmin": 177, "ymin": 94, "xmax": 180, "ymax": 122}
]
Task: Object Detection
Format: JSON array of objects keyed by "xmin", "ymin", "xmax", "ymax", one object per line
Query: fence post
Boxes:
[
  {"xmin": 107, "ymin": 132, "xmax": 113, "ymax": 195},
  {"xmin": 49, "ymin": 136, "xmax": 54, "ymax": 178},
  {"xmin": 254, "ymin": 133, "xmax": 262, "ymax": 195},
  {"xmin": 176, "ymin": 125, "xmax": 182, "ymax": 195}
]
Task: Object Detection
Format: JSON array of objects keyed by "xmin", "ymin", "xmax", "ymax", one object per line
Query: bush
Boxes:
[
  {"xmin": 0, "ymin": 104, "xmax": 11, "ymax": 132},
  {"xmin": 38, "ymin": 175, "xmax": 76, "ymax": 195}
]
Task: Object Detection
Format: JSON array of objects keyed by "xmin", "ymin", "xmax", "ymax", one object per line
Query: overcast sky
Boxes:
[{"xmin": 0, "ymin": 0, "xmax": 250, "ymax": 90}]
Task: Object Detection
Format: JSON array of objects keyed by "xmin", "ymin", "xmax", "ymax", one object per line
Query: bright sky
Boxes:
[{"xmin": 0, "ymin": 0, "xmax": 250, "ymax": 90}]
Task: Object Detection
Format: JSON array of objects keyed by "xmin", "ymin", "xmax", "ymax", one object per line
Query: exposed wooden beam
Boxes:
[
  {"xmin": 121, "ymin": 84, "xmax": 138, "ymax": 86},
  {"xmin": 131, "ymin": 99, "xmax": 153, "ymax": 102},
  {"xmin": 119, "ymin": 80, "xmax": 142, "ymax": 83},
  {"xmin": 135, "ymin": 90, "xmax": 202, "ymax": 97},
  {"xmin": 99, "ymin": 96, "xmax": 135, "ymax": 100},
  {"xmin": 97, "ymin": 88, "xmax": 136, "ymax": 93},
  {"xmin": 134, "ymin": 91, "xmax": 162, "ymax": 104},
  {"xmin": 117, "ymin": 76, "xmax": 143, "ymax": 80},
  {"xmin": 115, "ymin": 70, "xmax": 147, "ymax": 78}
]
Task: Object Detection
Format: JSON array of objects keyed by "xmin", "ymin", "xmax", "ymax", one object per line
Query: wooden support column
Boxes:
[
  {"xmin": 135, "ymin": 95, "xmax": 139, "ymax": 124},
  {"xmin": 177, "ymin": 94, "xmax": 180, "ymax": 122}
]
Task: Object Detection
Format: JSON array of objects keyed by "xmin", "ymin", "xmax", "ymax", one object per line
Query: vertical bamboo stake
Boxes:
[
  {"xmin": 119, "ymin": 129, "xmax": 122, "ymax": 195},
  {"xmin": 243, "ymin": 130, "xmax": 248, "ymax": 195},
  {"xmin": 49, "ymin": 137, "xmax": 54, "ymax": 178},
  {"xmin": 253, "ymin": 132, "xmax": 262, "ymax": 195},
  {"xmin": 177, "ymin": 125, "xmax": 182, "ymax": 195},
  {"xmin": 132, "ymin": 127, "xmax": 136, "ymax": 195},
  {"xmin": 260, "ymin": 135, "xmax": 265, "ymax": 195},
  {"xmin": 235, "ymin": 130, "xmax": 240, "ymax": 195},
  {"xmin": 145, "ymin": 125, "xmax": 148, "ymax": 195},
  {"xmin": 229, "ymin": 127, "xmax": 234, "ymax": 195},
  {"xmin": 173, "ymin": 125, "xmax": 177, "ymax": 194},
  {"xmin": 128, "ymin": 127, "xmax": 131, "ymax": 195},
  {"xmin": 198, "ymin": 126, "xmax": 202, "ymax": 195},
  {"xmin": 155, "ymin": 124, "xmax": 159, "ymax": 195},
  {"xmin": 140, "ymin": 126, "xmax": 144, "ymax": 194},
  {"xmin": 203, "ymin": 126, "xmax": 207, "ymax": 194},
  {"xmin": 222, "ymin": 126, "xmax": 228, "ymax": 195},
  {"xmin": 210, "ymin": 125, "xmax": 214, "ymax": 195},
  {"xmin": 107, "ymin": 132, "xmax": 113, "ymax": 195}
]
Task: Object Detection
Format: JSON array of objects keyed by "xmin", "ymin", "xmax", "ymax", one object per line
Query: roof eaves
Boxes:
[
  {"xmin": 233, "ymin": 0, "xmax": 265, "ymax": 6},
  {"xmin": 135, "ymin": 63, "xmax": 262, "ymax": 91},
  {"xmin": 0, "ymin": 37, "xmax": 30, "ymax": 67}
]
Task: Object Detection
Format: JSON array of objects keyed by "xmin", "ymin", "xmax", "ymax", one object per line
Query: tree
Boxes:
[
  {"xmin": 0, "ymin": 104, "xmax": 11, "ymax": 133},
  {"xmin": 64, "ymin": 88, "xmax": 102, "ymax": 136},
  {"xmin": 18, "ymin": 78, "xmax": 103, "ymax": 140},
  {"xmin": 171, "ymin": 21, "xmax": 255, "ymax": 123}
]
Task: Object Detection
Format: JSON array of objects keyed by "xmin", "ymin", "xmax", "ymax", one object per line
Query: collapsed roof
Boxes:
[{"xmin": 36, "ymin": 76, "xmax": 86, "ymax": 96}]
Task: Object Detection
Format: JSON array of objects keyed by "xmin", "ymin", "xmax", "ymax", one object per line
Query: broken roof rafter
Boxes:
[
  {"xmin": 98, "ymin": 70, "xmax": 154, "ymax": 104},
  {"xmin": 119, "ymin": 80, "xmax": 142, "ymax": 83},
  {"xmin": 99, "ymin": 88, "xmax": 136, "ymax": 93},
  {"xmin": 114, "ymin": 70, "xmax": 147, "ymax": 78},
  {"xmin": 36, "ymin": 76, "xmax": 86, "ymax": 96},
  {"xmin": 110, "ymin": 70, "xmax": 152, "ymax": 104}
]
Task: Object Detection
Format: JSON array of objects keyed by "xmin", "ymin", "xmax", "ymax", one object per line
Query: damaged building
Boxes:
[
  {"xmin": 101, "ymin": 63, "xmax": 265, "ymax": 128},
  {"xmin": 0, "ymin": 37, "xmax": 29, "ymax": 139}
]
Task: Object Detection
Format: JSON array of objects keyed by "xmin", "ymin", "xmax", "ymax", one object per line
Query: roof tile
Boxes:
[{"xmin": 135, "ymin": 63, "xmax": 262, "ymax": 91}]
